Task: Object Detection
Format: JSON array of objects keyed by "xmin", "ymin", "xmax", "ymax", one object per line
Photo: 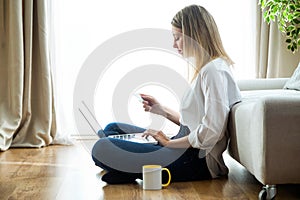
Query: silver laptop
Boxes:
[{"xmin": 78, "ymin": 101, "xmax": 157, "ymax": 144}]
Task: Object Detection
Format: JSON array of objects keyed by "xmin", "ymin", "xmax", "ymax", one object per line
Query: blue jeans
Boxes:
[{"xmin": 92, "ymin": 122, "xmax": 211, "ymax": 182}]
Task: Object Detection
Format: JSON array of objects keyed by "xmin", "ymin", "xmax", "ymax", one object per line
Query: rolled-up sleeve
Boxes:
[{"xmin": 188, "ymin": 69, "xmax": 230, "ymax": 149}]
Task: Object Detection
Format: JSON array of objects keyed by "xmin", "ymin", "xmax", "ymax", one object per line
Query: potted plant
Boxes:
[{"xmin": 259, "ymin": 0, "xmax": 300, "ymax": 53}]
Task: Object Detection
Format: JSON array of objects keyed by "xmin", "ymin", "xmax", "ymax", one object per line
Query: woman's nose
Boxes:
[{"xmin": 173, "ymin": 41, "xmax": 178, "ymax": 49}]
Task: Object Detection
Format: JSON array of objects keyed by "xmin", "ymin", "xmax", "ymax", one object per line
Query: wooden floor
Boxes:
[{"xmin": 0, "ymin": 139, "xmax": 299, "ymax": 200}]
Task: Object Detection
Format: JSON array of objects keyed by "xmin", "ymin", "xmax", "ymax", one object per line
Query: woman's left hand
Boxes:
[{"xmin": 142, "ymin": 129, "xmax": 170, "ymax": 146}]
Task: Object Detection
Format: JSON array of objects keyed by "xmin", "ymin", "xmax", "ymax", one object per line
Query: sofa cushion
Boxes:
[
  {"xmin": 284, "ymin": 62, "xmax": 300, "ymax": 91},
  {"xmin": 241, "ymin": 89, "xmax": 300, "ymax": 100}
]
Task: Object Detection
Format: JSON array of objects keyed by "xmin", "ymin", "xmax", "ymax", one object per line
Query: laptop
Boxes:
[{"xmin": 78, "ymin": 101, "xmax": 157, "ymax": 144}]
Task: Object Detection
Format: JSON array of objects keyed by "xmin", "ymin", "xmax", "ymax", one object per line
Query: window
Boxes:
[{"xmin": 52, "ymin": 0, "xmax": 256, "ymax": 137}]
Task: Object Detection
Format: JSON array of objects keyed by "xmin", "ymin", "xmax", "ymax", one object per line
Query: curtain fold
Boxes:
[
  {"xmin": 0, "ymin": 0, "xmax": 57, "ymax": 151},
  {"xmin": 255, "ymin": 2, "xmax": 300, "ymax": 78}
]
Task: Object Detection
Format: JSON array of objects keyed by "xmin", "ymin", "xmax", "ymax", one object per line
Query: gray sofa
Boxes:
[{"xmin": 228, "ymin": 78, "xmax": 300, "ymax": 199}]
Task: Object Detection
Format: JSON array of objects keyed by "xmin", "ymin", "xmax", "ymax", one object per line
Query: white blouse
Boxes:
[{"xmin": 180, "ymin": 58, "xmax": 241, "ymax": 178}]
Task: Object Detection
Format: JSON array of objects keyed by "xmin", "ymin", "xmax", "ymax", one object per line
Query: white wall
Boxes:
[{"xmin": 52, "ymin": 0, "xmax": 256, "ymax": 136}]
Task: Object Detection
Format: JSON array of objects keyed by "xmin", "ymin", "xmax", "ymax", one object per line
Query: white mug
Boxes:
[{"xmin": 142, "ymin": 165, "xmax": 171, "ymax": 190}]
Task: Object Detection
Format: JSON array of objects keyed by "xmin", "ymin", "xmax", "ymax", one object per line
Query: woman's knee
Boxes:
[
  {"xmin": 103, "ymin": 122, "xmax": 120, "ymax": 132},
  {"xmin": 91, "ymin": 138, "xmax": 111, "ymax": 168},
  {"xmin": 92, "ymin": 138, "xmax": 110, "ymax": 155}
]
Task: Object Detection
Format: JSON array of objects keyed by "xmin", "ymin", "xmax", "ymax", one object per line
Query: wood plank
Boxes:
[{"xmin": 0, "ymin": 140, "xmax": 299, "ymax": 199}]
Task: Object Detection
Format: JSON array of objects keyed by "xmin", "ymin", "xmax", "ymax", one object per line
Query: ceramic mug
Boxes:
[{"xmin": 142, "ymin": 165, "xmax": 171, "ymax": 190}]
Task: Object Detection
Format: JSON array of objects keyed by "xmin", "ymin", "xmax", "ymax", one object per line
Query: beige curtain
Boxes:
[
  {"xmin": 255, "ymin": 2, "xmax": 300, "ymax": 78},
  {"xmin": 0, "ymin": 0, "xmax": 57, "ymax": 151}
]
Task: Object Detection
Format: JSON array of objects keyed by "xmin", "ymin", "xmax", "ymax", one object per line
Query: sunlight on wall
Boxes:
[
  {"xmin": 53, "ymin": 0, "xmax": 256, "ymax": 135},
  {"xmin": 94, "ymin": 49, "xmax": 187, "ymax": 132}
]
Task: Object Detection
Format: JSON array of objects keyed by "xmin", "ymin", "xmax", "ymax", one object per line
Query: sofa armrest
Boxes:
[
  {"xmin": 228, "ymin": 94, "xmax": 300, "ymax": 184},
  {"xmin": 237, "ymin": 78, "xmax": 289, "ymax": 91}
]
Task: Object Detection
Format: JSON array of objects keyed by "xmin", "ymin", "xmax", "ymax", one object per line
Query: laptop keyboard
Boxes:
[{"xmin": 108, "ymin": 133, "xmax": 157, "ymax": 144}]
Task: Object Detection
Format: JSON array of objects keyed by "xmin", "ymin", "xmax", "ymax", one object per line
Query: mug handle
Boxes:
[{"xmin": 161, "ymin": 168, "xmax": 171, "ymax": 187}]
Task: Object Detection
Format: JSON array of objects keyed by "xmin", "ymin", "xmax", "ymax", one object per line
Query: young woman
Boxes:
[{"xmin": 92, "ymin": 4, "xmax": 241, "ymax": 184}]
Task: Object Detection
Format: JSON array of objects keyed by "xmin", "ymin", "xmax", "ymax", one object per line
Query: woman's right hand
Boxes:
[{"xmin": 140, "ymin": 94, "xmax": 166, "ymax": 117}]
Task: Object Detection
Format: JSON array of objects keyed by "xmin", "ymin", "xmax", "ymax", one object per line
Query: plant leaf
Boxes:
[
  {"xmin": 270, "ymin": 14, "xmax": 276, "ymax": 21},
  {"xmin": 260, "ymin": 0, "xmax": 300, "ymax": 53},
  {"xmin": 287, "ymin": 25, "xmax": 295, "ymax": 32},
  {"xmin": 289, "ymin": 4, "xmax": 296, "ymax": 11},
  {"xmin": 293, "ymin": 18, "xmax": 300, "ymax": 24},
  {"xmin": 260, "ymin": 0, "xmax": 266, "ymax": 8}
]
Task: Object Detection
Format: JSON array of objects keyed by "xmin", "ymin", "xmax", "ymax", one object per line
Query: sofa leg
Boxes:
[{"xmin": 258, "ymin": 185, "xmax": 277, "ymax": 200}]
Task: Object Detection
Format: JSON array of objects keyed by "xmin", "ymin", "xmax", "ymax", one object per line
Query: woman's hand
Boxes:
[
  {"xmin": 143, "ymin": 129, "xmax": 192, "ymax": 148},
  {"xmin": 140, "ymin": 94, "xmax": 166, "ymax": 117},
  {"xmin": 142, "ymin": 129, "xmax": 170, "ymax": 146},
  {"xmin": 140, "ymin": 93, "xmax": 181, "ymax": 126}
]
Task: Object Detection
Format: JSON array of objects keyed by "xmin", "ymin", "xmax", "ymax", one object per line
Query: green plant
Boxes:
[{"xmin": 259, "ymin": 0, "xmax": 300, "ymax": 53}]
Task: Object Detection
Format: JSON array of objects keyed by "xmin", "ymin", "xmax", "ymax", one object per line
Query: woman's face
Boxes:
[{"xmin": 172, "ymin": 26, "xmax": 183, "ymax": 55}]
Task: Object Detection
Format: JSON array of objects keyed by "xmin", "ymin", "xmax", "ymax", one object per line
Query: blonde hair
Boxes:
[{"xmin": 171, "ymin": 5, "xmax": 233, "ymax": 81}]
